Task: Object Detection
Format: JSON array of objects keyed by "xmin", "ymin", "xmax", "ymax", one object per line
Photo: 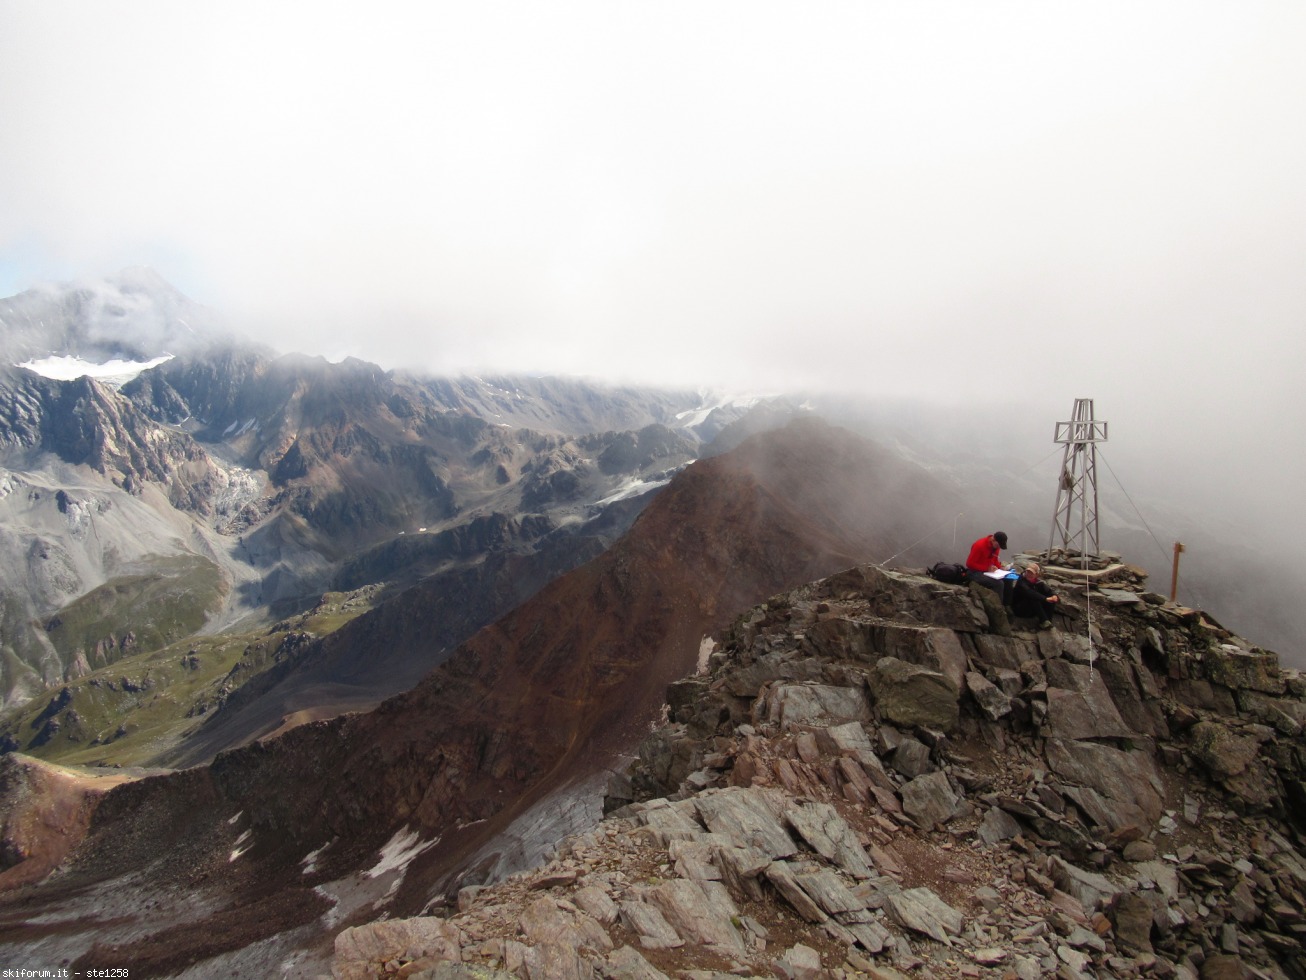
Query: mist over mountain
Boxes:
[
  {"xmin": 1, "ymin": 271, "xmax": 1299, "ymax": 736},
  {"xmin": 0, "ymin": 267, "xmax": 237, "ymax": 368},
  {"xmin": 0, "ymin": 274, "xmax": 815, "ymax": 762},
  {"xmin": 0, "ymin": 273, "xmax": 1300, "ymax": 977}
]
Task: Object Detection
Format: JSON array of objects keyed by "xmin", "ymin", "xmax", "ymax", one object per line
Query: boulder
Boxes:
[
  {"xmin": 637, "ymin": 798, "xmax": 706, "ymax": 845},
  {"xmin": 817, "ymin": 721, "xmax": 883, "ymax": 772},
  {"xmin": 642, "ymin": 878, "xmax": 746, "ymax": 953},
  {"xmin": 891, "ymin": 737, "xmax": 934, "ymax": 778},
  {"xmin": 1111, "ymin": 891, "xmax": 1156, "ymax": 952},
  {"xmin": 619, "ymin": 900, "xmax": 684, "ymax": 949},
  {"xmin": 1203, "ymin": 645, "xmax": 1285, "ymax": 695},
  {"xmin": 766, "ymin": 860, "xmax": 831, "ymax": 923},
  {"xmin": 977, "ymin": 806, "xmax": 1023, "ymax": 845},
  {"xmin": 900, "ymin": 771, "xmax": 963, "ymax": 829},
  {"xmin": 1049, "ymin": 856, "xmax": 1122, "ymax": 912},
  {"xmin": 1044, "ymin": 739, "xmax": 1165, "ymax": 828},
  {"xmin": 519, "ymin": 942, "xmax": 592, "ymax": 980},
  {"xmin": 803, "ymin": 617, "xmax": 875, "ymax": 662},
  {"xmin": 762, "ymin": 683, "xmax": 872, "ymax": 730},
  {"xmin": 1189, "ymin": 720, "xmax": 1261, "ymax": 780},
  {"xmin": 869, "ymin": 657, "xmax": 960, "ymax": 732},
  {"xmin": 783, "ymin": 799, "xmax": 873, "ymax": 878},
  {"xmin": 573, "ymin": 885, "xmax": 619, "ymax": 925},
  {"xmin": 605, "ymin": 945, "xmax": 671, "ymax": 980},
  {"xmin": 971, "ymin": 634, "xmax": 1035, "ymax": 670},
  {"xmin": 694, "ymin": 787, "xmax": 797, "ymax": 860},
  {"xmin": 1096, "ymin": 659, "xmax": 1170, "ymax": 738},
  {"xmin": 722, "ymin": 653, "xmax": 826, "ymax": 698},
  {"xmin": 773, "ymin": 943, "xmax": 824, "ymax": 980},
  {"xmin": 869, "ymin": 625, "xmax": 969, "ymax": 692},
  {"xmin": 885, "ymin": 887, "xmax": 964, "ymax": 944},
  {"xmin": 791, "ymin": 867, "xmax": 868, "ymax": 915},
  {"xmin": 519, "ymin": 896, "xmax": 613, "ymax": 951},
  {"xmin": 1040, "ymin": 662, "xmax": 1134, "ymax": 740},
  {"xmin": 966, "ymin": 671, "xmax": 1012, "ymax": 721},
  {"xmin": 333, "ymin": 917, "xmax": 463, "ymax": 979}
]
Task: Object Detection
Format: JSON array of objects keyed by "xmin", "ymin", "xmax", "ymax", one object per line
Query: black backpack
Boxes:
[{"xmin": 927, "ymin": 562, "xmax": 969, "ymax": 585}]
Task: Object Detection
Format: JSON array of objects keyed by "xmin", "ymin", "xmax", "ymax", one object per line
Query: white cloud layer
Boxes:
[{"xmin": 2, "ymin": 2, "xmax": 1304, "ymax": 536}]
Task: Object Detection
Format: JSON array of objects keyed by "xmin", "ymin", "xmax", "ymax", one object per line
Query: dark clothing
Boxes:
[
  {"xmin": 968, "ymin": 568, "xmax": 1015, "ymax": 604},
  {"xmin": 1011, "ymin": 576, "xmax": 1057, "ymax": 621}
]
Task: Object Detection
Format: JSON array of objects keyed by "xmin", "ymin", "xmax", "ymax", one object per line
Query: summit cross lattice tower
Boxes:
[{"xmin": 1047, "ymin": 398, "xmax": 1108, "ymax": 563}]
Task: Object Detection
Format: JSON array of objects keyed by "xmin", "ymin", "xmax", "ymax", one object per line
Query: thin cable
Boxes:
[
  {"xmin": 1012, "ymin": 446, "xmax": 1064, "ymax": 485},
  {"xmin": 879, "ymin": 446, "xmax": 1065, "ymax": 569},
  {"xmin": 877, "ymin": 512, "xmax": 965, "ymax": 567},
  {"xmin": 1084, "ymin": 567, "xmax": 1094, "ymax": 679},
  {"xmin": 1097, "ymin": 448, "xmax": 1172, "ymax": 567},
  {"xmin": 1098, "ymin": 447, "xmax": 1211, "ymax": 610}
]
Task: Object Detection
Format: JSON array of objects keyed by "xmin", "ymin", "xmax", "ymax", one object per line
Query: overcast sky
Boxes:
[{"xmin": 2, "ymin": 2, "xmax": 1305, "ymax": 532}]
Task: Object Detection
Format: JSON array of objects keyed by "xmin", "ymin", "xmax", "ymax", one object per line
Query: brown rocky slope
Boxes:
[{"xmin": 331, "ymin": 560, "xmax": 1306, "ymax": 980}]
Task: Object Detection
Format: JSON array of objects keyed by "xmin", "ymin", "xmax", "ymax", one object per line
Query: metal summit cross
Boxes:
[{"xmin": 1047, "ymin": 398, "xmax": 1108, "ymax": 563}]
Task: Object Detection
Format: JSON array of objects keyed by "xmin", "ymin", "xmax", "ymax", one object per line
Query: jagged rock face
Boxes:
[
  {"xmin": 42, "ymin": 377, "xmax": 211, "ymax": 495},
  {"xmin": 586, "ymin": 424, "xmax": 695, "ymax": 476},
  {"xmin": 420, "ymin": 375, "xmax": 708, "ymax": 438},
  {"xmin": 125, "ymin": 351, "xmax": 706, "ymax": 552},
  {"xmin": 0, "ymin": 368, "xmax": 220, "ymax": 510},
  {"xmin": 590, "ymin": 564, "xmax": 1306, "ymax": 977},
  {"xmin": 0, "ymin": 372, "xmax": 241, "ymax": 708},
  {"xmin": 121, "ymin": 343, "xmax": 272, "ymax": 426}
]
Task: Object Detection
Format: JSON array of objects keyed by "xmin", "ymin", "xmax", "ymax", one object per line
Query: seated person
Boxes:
[
  {"xmin": 1011, "ymin": 562, "xmax": 1059, "ymax": 629},
  {"xmin": 965, "ymin": 531, "xmax": 1011, "ymax": 600}
]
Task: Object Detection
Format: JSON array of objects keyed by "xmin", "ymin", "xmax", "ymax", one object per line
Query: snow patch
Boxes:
[
  {"xmin": 674, "ymin": 391, "xmax": 764, "ymax": 429},
  {"xmin": 364, "ymin": 827, "xmax": 438, "ymax": 879},
  {"xmin": 697, "ymin": 636, "xmax": 715, "ymax": 675},
  {"xmin": 301, "ymin": 840, "xmax": 334, "ymax": 876},
  {"xmin": 596, "ymin": 476, "xmax": 671, "ymax": 507},
  {"xmin": 221, "ymin": 417, "xmax": 257, "ymax": 439},
  {"xmin": 228, "ymin": 829, "xmax": 252, "ymax": 862},
  {"xmin": 17, "ymin": 353, "xmax": 174, "ymax": 388}
]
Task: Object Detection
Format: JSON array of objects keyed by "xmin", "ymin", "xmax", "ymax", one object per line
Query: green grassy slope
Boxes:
[
  {"xmin": 41, "ymin": 555, "xmax": 227, "ymax": 673},
  {"xmin": 0, "ymin": 587, "xmax": 381, "ymax": 768}
]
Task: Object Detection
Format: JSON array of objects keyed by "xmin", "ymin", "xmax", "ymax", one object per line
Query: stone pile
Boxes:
[{"xmin": 333, "ymin": 562, "xmax": 1306, "ymax": 979}]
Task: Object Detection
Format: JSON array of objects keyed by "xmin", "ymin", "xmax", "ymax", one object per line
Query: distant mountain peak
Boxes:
[{"xmin": 0, "ymin": 269, "xmax": 234, "ymax": 366}]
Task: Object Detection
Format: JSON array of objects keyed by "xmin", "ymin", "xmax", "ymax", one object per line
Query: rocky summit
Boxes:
[{"xmin": 329, "ymin": 561, "xmax": 1306, "ymax": 980}]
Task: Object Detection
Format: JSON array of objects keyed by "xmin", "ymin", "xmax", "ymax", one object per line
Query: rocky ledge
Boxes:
[{"xmin": 332, "ymin": 560, "xmax": 1306, "ymax": 979}]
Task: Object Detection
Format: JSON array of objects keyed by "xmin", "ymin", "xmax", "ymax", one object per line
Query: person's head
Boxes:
[
  {"xmin": 993, "ymin": 531, "xmax": 1008, "ymax": 550},
  {"xmin": 1023, "ymin": 562, "xmax": 1041, "ymax": 581}
]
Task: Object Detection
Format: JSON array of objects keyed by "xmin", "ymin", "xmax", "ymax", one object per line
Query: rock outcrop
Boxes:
[{"xmin": 334, "ymin": 561, "xmax": 1306, "ymax": 979}]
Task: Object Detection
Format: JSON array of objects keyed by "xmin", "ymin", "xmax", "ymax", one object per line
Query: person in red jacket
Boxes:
[{"xmin": 966, "ymin": 531, "xmax": 1011, "ymax": 598}]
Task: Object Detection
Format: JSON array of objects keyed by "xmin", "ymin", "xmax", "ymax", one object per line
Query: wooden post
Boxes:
[{"xmin": 1170, "ymin": 542, "xmax": 1185, "ymax": 602}]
